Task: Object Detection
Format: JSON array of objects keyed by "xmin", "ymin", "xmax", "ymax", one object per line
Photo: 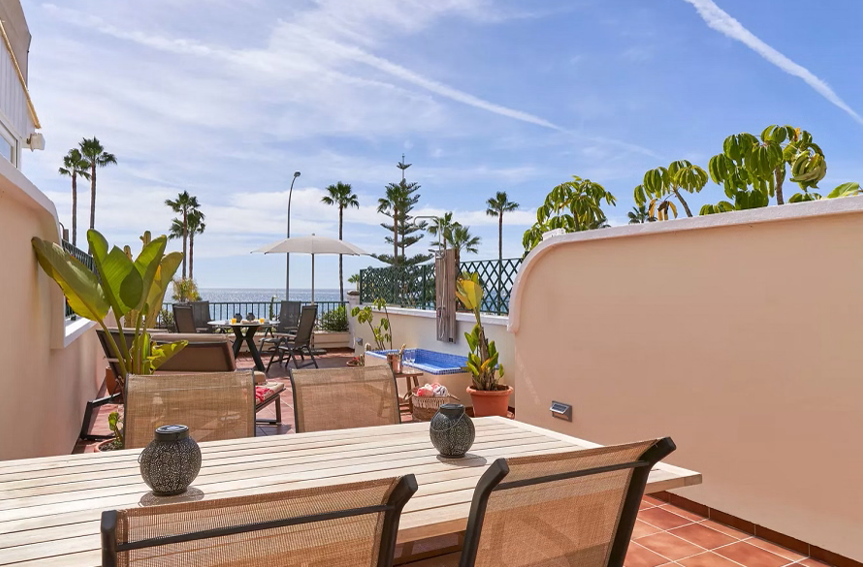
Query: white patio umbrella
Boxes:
[{"xmin": 252, "ymin": 234, "xmax": 368, "ymax": 303}]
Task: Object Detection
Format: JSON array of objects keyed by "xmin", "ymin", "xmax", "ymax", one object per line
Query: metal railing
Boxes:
[
  {"xmin": 358, "ymin": 257, "xmax": 523, "ymax": 315},
  {"xmin": 156, "ymin": 301, "xmax": 348, "ymax": 330},
  {"xmin": 61, "ymin": 240, "xmax": 96, "ymax": 319}
]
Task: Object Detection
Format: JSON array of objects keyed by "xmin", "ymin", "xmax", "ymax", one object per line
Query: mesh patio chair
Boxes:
[
  {"xmin": 268, "ymin": 304, "xmax": 319, "ymax": 371},
  {"xmin": 80, "ymin": 329, "xmax": 139, "ymax": 442},
  {"xmin": 190, "ymin": 300, "xmax": 211, "ymax": 333},
  {"xmin": 151, "ymin": 336, "xmax": 285, "ymax": 425},
  {"xmin": 173, "ymin": 304, "xmax": 198, "ymax": 334},
  {"xmin": 289, "ymin": 365, "xmax": 401, "ymax": 433},
  {"xmin": 101, "ymin": 474, "xmax": 417, "ymax": 567},
  {"xmin": 453, "ymin": 437, "xmax": 676, "ymax": 567},
  {"xmin": 124, "ymin": 371, "xmax": 256, "ymax": 449},
  {"xmin": 259, "ymin": 300, "xmax": 302, "ymax": 355}
]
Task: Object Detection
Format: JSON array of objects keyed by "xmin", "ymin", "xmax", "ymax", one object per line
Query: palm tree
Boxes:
[
  {"xmin": 58, "ymin": 148, "xmax": 90, "ymax": 245},
  {"xmin": 427, "ymin": 212, "xmax": 460, "ymax": 252},
  {"xmin": 165, "ymin": 191, "xmax": 200, "ymax": 278},
  {"xmin": 78, "ymin": 137, "xmax": 117, "ymax": 231},
  {"xmin": 447, "ymin": 224, "xmax": 481, "ymax": 263},
  {"xmin": 628, "ymin": 205, "xmax": 656, "ymax": 224},
  {"xmin": 485, "ymin": 192, "xmax": 519, "ymax": 262},
  {"xmin": 186, "ymin": 209, "xmax": 206, "ymax": 280},
  {"xmin": 321, "ymin": 182, "xmax": 360, "ymax": 302}
]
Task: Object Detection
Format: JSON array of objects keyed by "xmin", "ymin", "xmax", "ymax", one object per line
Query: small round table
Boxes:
[{"xmin": 208, "ymin": 320, "xmax": 276, "ymax": 372}]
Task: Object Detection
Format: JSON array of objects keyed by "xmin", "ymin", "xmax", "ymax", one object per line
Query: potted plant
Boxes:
[
  {"xmin": 32, "ymin": 229, "xmax": 187, "ymax": 449},
  {"xmin": 457, "ymin": 274, "xmax": 511, "ymax": 417},
  {"xmin": 351, "ymin": 298, "xmax": 399, "ymax": 370}
]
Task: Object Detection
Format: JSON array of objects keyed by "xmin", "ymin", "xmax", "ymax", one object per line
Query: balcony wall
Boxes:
[
  {"xmin": 509, "ymin": 197, "xmax": 863, "ymax": 561},
  {"xmin": 0, "ymin": 158, "xmax": 104, "ymax": 460},
  {"xmin": 347, "ymin": 297, "xmax": 515, "ymax": 404}
]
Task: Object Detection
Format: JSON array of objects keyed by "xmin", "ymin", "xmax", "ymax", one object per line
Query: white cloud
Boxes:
[{"xmin": 683, "ymin": 0, "xmax": 863, "ymax": 126}]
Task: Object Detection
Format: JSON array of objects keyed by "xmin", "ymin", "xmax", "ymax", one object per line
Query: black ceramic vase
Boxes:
[
  {"xmin": 429, "ymin": 403, "xmax": 475, "ymax": 458},
  {"xmin": 138, "ymin": 425, "xmax": 202, "ymax": 496}
]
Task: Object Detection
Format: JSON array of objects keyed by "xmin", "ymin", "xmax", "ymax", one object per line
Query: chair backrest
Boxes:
[
  {"xmin": 124, "ymin": 371, "xmax": 255, "ymax": 449},
  {"xmin": 156, "ymin": 337, "xmax": 235, "ymax": 373},
  {"xmin": 289, "ymin": 365, "xmax": 401, "ymax": 433},
  {"xmin": 97, "ymin": 328, "xmax": 136, "ymax": 379},
  {"xmin": 459, "ymin": 438, "xmax": 676, "ymax": 567},
  {"xmin": 101, "ymin": 474, "xmax": 418, "ymax": 567},
  {"xmin": 173, "ymin": 304, "xmax": 198, "ymax": 333},
  {"xmin": 277, "ymin": 301, "xmax": 302, "ymax": 333},
  {"xmin": 291, "ymin": 304, "xmax": 318, "ymax": 347},
  {"xmin": 190, "ymin": 301, "xmax": 210, "ymax": 329}
]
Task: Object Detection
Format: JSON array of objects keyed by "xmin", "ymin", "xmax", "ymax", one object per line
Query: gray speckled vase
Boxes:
[
  {"xmin": 138, "ymin": 425, "xmax": 202, "ymax": 496},
  {"xmin": 429, "ymin": 404, "xmax": 475, "ymax": 458}
]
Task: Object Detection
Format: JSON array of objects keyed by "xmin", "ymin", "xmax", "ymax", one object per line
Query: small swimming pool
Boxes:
[{"xmin": 366, "ymin": 349, "xmax": 467, "ymax": 375}]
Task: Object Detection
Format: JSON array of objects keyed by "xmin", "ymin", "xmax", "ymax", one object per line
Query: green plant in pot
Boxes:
[
  {"xmin": 351, "ymin": 298, "xmax": 393, "ymax": 351},
  {"xmin": 32, "ymin": 229, "xmax": 187, "ymax": 449},
  {"xmin": 457, "ymin": 273, "xmax": 511, "ymax": 417}
]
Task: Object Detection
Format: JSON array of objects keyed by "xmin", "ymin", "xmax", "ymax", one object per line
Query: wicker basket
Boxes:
[{"xmin": 408, "ymin": 387, "xmax": 460, "ymax": 422}]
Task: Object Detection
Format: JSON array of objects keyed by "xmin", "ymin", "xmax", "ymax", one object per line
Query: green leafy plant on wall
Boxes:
[
  {"xmin": 456, "ymin": 274, "xmax": 505, "ymax": 391},
  {"xmin": 635, "ymin": 160, "xmax": 708, "ymax": 220},
  {"xmin": 172, "ymin": 277, "xmax": 201, "ymax": 302},
  {"xmin": 351, "ymin": 298, "xmax": 393, "ymax": 351},
  {"xmin": 320, "ymin": 305, "xmax": 349, "ymax": 332}
]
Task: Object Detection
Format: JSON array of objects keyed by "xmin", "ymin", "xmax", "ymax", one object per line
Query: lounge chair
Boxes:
[
  {"xmin": 152, "ymin": 333, "xmax": 284, "ymax": 425},
  {"xmin": 442, "ymin": 437, "xmax": 677, "ymax": 567},
  {"xmin": 124, "ymin": 371, "xmax": 256, "ymax": 449},
  {"xmin": 172, "ymin": 303, "xmax": 198, "ymax": 333},
  {"xmin": 101, "ymin": 475, "xmax": 418, "ymax": 567},
  {"xmin": 190, "ymin": 300, "xmax": 211, "ymax": 333},
  {"xmin": 268, "ymin": 304, "xmax": 319, "ymax": 371},
  {"xmin": 289, "ymin": 365, "xmax": 401, "ymax": 433},
  {"xmin": 81, "ymin": 329, "xmax": 137, "ymax": 441},
  {"xmin": 259, "ymin": 300, "xmax": 302, "ymax": 355}
]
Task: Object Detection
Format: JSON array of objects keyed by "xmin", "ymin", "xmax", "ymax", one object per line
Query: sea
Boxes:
[{"xmin": 198, "ymin": 288, "xmax": 343, "ymax": 303}]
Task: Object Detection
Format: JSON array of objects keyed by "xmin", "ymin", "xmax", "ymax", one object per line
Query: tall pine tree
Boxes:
[{"xmin": 373, "ymin": 156, "xmax": 431, "ymax": 266}]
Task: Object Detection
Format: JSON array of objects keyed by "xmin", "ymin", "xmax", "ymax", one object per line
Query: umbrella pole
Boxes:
[{"xmin": 311, "ymin": 253, "xmax": 315, "ymax": 304}]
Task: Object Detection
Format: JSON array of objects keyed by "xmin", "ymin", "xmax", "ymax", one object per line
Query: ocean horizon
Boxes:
[{"xmin": 198, "ymin": 288, "xmax": 345, "ymax": 303}]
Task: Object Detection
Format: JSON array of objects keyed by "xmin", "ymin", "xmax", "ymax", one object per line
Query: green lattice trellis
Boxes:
[{"xmin": 359, "ymin": 258, "xmax": 522, "ymax": 314}]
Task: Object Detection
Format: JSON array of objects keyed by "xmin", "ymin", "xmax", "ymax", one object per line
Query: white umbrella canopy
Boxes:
[{"xmin": 252, "ymin": 234, "xmax": 369, "ymax": 303}]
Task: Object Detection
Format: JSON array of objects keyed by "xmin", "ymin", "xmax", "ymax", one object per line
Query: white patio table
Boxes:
[{"xmin": 0, "ymin": 417, "xmax": 701, "ymax": 566}]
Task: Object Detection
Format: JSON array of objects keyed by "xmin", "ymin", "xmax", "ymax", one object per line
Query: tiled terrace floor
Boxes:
[{"xmin": 74, "ymin": 350, "xmax": 835, "ymax": 567}]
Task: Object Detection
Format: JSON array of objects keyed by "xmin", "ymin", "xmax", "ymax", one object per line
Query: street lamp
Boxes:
[{"xmin": 285, "ymin": 171, "xmax": 301, "ymax": 300}]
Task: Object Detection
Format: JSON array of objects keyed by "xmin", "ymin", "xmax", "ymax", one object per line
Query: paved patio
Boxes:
[{"xmin": 73, "ymin": 349, "xmax": 836, "ymax": 567}]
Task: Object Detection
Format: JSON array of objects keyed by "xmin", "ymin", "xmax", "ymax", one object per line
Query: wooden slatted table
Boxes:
[{"xmin": 0, "ymin": 417, "xmax": 701, "ymax": 566}]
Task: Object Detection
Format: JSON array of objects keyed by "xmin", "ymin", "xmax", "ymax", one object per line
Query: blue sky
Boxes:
[{"xmin": 18, "ymin": 0, "xmax": 863, "ymax": 290}]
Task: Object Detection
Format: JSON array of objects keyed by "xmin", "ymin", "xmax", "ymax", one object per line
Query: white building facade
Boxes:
[{"xmin": 0, "ymin": 1, "xmax": 40, "ymax": 168}]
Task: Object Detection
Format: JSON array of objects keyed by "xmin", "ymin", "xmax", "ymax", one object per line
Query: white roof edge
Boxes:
[
  {"xmin": 507, "ymin": 196, "xmax": 863, "ymax": 334},
  {"xmin": 0, "ymin": 157, "xmax": 60, "ymax": 240}
]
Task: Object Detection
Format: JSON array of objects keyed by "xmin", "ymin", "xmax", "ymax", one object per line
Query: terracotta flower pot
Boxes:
[{"xmin": 467, "ymin": 386, "xmax": 513, "ymax": 418}]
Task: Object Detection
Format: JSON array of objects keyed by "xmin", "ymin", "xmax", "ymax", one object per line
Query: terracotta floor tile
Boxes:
[
  {"xmin": 680, "ymin": 552, "xmax": 749, "ymax": 567},
  {"xmin": 633, "ymin": 519, "xmax": 664, "ymax": 539},
  {"xmin": 637, "ymin": 532, "xmax": 705, "ymax": 561},
  {"xmin": 670, "ymin": 524, "xmax": 737, "ymax": 551},
  {"xmin": 641, "ymin": 499, "xmax": 658, "ymax": 511},
  {"xmin": 797, "ymin": 559, "xmax": 832, "ymax": 567},
  {"xmin": 702, "ymin": 521, "xmax": 750, "ymax": 540},
  {"xmin": 626, "ymin": 542, "xmax": 672, "ymax": 567},
  {"xmin": 639, "ymin": 507, "xmax": 694, "ymax": 530},
  {"xmin": 643, "ymin": 496, "xmax": 666, "ymax": 507},
  {"xmin": 745, "ymin": 538, "xmax": 806, "ymax": 562},
  {"xmin": 715, "ymin": 542, "xmax": 789, "ymax": 567},
  {"xmin": 662, "ymin": 504, "xmax": 708, "ymax": 523}
]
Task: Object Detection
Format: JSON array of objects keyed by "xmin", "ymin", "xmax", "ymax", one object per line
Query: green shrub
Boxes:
[{"xmin": 320, "ymin": 305, "xmax": 349, "ymax": 332}]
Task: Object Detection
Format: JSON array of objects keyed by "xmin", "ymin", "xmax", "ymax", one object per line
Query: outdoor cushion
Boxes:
[{"xmin": 255, "ymin": 382, "xmax": 285, "ymax": 405}]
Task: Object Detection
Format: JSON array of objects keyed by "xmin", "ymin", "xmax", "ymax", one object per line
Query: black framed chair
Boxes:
[
  {"xmin": 267, "ymin": 304, "xmax": 318, "ymax": 371},
  {"xmin": 457, "ymin": 437, "xmax": 676, "ymax": 567},
  {"xmin": 172, "ymin": 304, "xmax": 198, "ymax": 333},
  {"xmin": 259, "ymin": 300, "xmax": 302, "ymax": 355},
  {"xmin": 101, "ymin": 475, "xmax": 418, "ymax": 567},
  {"xmin": 190, "ymin": 300, "xmax": 211, "ymax": 333}
]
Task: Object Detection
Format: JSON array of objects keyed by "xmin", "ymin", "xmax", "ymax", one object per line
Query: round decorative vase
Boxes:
[
  {"xmin": 467, "ymin": 386, "xmax": 513, "ymax": 418},
  {"xmin": 138, "ymin": 425, "xmax": 202, "ymax": 496},
  {"xmin": 429, "ymin": 403, "xmax": 475, "ymax": 458}
]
